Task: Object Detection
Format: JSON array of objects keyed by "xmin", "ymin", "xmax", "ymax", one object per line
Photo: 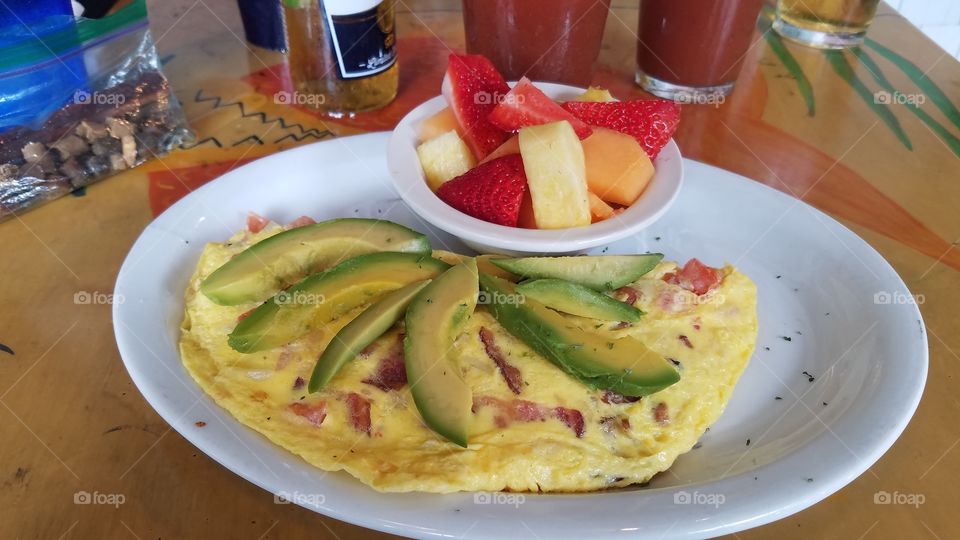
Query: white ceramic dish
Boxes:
[
  {"xmin": 386, "ymin": 82, "xmax": 683, "ymax": 255},
  {"xmin": 114, "ymin": 133, "xmax": 927, "ymax": 539}
]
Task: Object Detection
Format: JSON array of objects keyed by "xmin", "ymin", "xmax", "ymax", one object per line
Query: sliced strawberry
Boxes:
[
  {"xmin": 663, "ymin": 258, "xmax": 723, "ymax": 295},
  {"xmin": 435, "ymin": 154, "xmax": 528, "ymax": 227},
  {"xmin": 561, "ymin": 99, "xmax": 681, "ymax": 159},
  {"xmin": 487, "ymin": 78, "xmax": 592, "ymax": 138},
  {"xmin": 442, "ymin": 54, "xmax": 511, "ymax": 159}
]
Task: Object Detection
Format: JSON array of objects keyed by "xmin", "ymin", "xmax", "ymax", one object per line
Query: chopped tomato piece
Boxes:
[
  {"xmin": 247, "ymin": 211, "xmax": 270, "ymax": 233},
  {"xmin": 663, "ymin": 258, "xmax": 722, "ymax": 295},
  {"xmin": 286, "ymin": 215, "xmax": 316, "ymax": 229}
]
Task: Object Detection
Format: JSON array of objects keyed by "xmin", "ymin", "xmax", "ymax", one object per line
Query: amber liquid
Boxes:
[
  {"xmin": 284, "ymin": 1, "xmax": 398, "ymax": 114},
  {"xmin": 777, "ymin": 0, "xmax": 879, "ymax": 35}
]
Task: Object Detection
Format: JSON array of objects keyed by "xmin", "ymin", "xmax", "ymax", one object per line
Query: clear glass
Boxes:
[
  {"xmin": 634, "ymin": 0, "xmax": 764, "ymax": 103},
  {"xmin": 773, "ymin": 0, "xmax": 881, "ymax": 49}
]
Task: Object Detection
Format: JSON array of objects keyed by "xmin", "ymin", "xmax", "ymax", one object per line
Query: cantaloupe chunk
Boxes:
[
  {"xmin": 588, "ymin": 191, "xmax": 615, "ymax": 222},
  {"xmin": 517, "ymin": 191, "xmax": 537, "ymax": 228},
  {"xmin": 419, "ymin": 108, "xmax": 461, "ymax": 142},
  {"xmin": 416, "ymin": 130, "xmax": 476, "ymax": 191},
  {"xmin": 518, "ymin": 121, "xmax": 591, "ymax": 229},
  {"xmin": 480, "ymin": 135, "xmax": 519, "ymax": 164},
  {"xmin": 581, "ymin": 127, "xmax": 654, "ymax": 206}
]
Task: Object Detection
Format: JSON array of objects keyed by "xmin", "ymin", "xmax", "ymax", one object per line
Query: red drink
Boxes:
[
  {"xmin": 462, "ymin": 0, "xmax": 611, "ymax": 86},
  {"xmin": 636, "ymin": 0, "xmax": 764, "ymax": 102}
]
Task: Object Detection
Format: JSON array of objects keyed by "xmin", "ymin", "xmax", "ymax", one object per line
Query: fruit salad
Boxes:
[{"xmin": 415, "ymin": 54, "xmax": 681, "ymax": 230}]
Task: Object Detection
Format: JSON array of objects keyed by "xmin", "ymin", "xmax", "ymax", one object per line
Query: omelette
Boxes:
[{"xmin": 179, "ymin": 223, "xmax": 758, "ymax": 493}]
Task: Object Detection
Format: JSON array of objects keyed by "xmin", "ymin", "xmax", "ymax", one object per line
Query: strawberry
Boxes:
[
  {"xmin": 487, "ymin": 78, "xmax": 592, "ymax": 138},
  {"xmin": 561, "ymin": 99, "xmax": 681, "ymax": 159},
  {"xmin": 435, "ymin": 154, "xmax": 528, "ymax": 227},
  {"xmin": 443, "ymin": 54, "xmax": 511, "ymax": 159}
]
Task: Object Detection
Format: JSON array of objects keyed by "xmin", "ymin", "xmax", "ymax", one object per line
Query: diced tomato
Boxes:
[
  {"xmin": 663, "ymin": 259, "xmax": 723, "ymax": 295},
  {"xmin": 247, "ymin": 211, "xmax": 270, "ymax": 233},
  {"xmin": 286, "ymin": 215, "xmax": 316, "ymax": 229},
  {"xmin": 487, "ymin": 78, "xmax": 592, "ymax": 138}
]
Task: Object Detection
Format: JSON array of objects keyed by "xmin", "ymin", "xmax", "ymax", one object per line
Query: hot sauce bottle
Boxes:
[{"xmin": 283, "ymin": 0, "xmax": 398, "ymax": 114}]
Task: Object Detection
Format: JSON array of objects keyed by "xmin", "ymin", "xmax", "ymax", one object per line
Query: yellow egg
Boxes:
[{"xmin": 180, "ymin": 231, "xmax": 758, "ymax": 493}]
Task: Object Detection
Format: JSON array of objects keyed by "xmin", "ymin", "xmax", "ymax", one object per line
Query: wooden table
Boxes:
[{"xmin": 2, "ymin": 0, "xmax": 958, "ymax": 538}]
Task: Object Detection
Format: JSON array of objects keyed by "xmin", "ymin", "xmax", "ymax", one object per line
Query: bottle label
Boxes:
[{"xmin": 322, "ymin": 0, "xmax": 396, "ymax": 80}]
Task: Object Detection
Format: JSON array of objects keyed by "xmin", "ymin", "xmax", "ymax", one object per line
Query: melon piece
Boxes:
[
  {"xmin": 416, "ymin": 131, "xmax": 477, "ymax": 192},
  {"xmin": 480, "ymin": 135, "xmax": 519, "ymax": 164},
  {"xmin": 517, "ymin": 191, "xmax": 537, "ymax": 229},
  {"xmin": 573, "ymin": 86, "xmax": 616, "ymax": 102},
  {"xmin": 419, "ymin": 108, "xmax": 461, "ymax": 142},
  {"xmin": 518, "ymin": 121, "xmax": 591, "ymax": 229},
  {"xmin": 442, "ymin": 54, "xmax": 511, "ymax": 159},
  {"xmin": 580, "ymin": 127, "xmax": 654, "ymax": 206},
  {"xmin": 488, "ymin": 78, "xmax": 592, "ymax": 138},
  {"xmin": 588, "ymin": 192, "xmax": 615, "ymax": 222}
]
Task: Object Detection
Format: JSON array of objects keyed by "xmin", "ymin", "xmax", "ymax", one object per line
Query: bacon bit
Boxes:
[
  {"xmin": 237, "ymin": 307, "xmax": 255, "ymax": 322},
  {"xmin": 344, "ymin": 392, "xmax": 372, "ymax": 435},
  {"xmin": 290, "ymin": 401, "xmax": 327, "ymax": 427},
  {"xmin": 692, "ymin": 317, "xmax": 702, "ymax": 331},
  {"xmin": 358, "ymin": 341, "xmax": 379, "ymax": 358},
  {"xmin": 600, "ymin": 390, "xmax": 641, "ymax": 404},
  {"xmin": 247, "ymin": 211, "xmax": 270, "ymax": 233},
  {"xmin": 275, "ymin": 347, "xmax": 293, "ymax": 370},
  {"xmin": 554, "ymin": 407, "xmax": 585, "ymax": 438},
  {"xmin": 479, "ymin": 327, "xmax": 524, "ymax": 394},
  {"xmin": 362, "ymin": 335, "xmax": 407, "ymax": 392},
  {"xmin": 473, "ymin": 396, "xmax": 584, "ymax": 437},
  {"xmin": 286, "ymin": 215, "xmax": 316, "ymax": 229},
  {"xmin": 612, "ymin": 286, "xmax": 639, "ymax": 305},
  {"xmin": 678, "ymin": 335, "xmax": 693, "ymax": 349},
  {"xmin": 292, "ymin": 376, "xmax": 305, "ymax": 390},
  {"xmin": 599, "ymin": 416, "xmax": 630, "ymax": 434},
  {"xmin": 194, "ymin": 421, "xmax": 207, "ymax": 427},
  {"xmin": 613, "ymin": 321, "xmax": 633, "ymax": 330},
  {"xmin": 654, "ymin": 402, "xmax": 669, "ymax": 425}
]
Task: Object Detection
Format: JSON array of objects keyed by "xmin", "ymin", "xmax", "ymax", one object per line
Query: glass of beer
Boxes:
[{"xmin": 773, "ymin": 0, "xmax": 880, "ymax": 49}]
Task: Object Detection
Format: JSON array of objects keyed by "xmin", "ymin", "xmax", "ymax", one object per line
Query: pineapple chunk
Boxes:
[
  {"xmin": 573, "ymin": 86, "xmax": 616, "ymax": 102},
  {"xmin": 518, "ymin": 121, "xmax": 591, "ymax": 229},
  {"xmin": 416, "ymin": 130, "xmax": 476, "ymax": 191}
]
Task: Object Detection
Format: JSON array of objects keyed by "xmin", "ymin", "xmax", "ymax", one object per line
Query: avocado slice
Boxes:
[
  {"xmin": 201, "ymin": 219, "xmax": 430, "ymax": 305},
  {"xmin": 516, "ymin": 279, "xmax": 643, "ymax": 322},
  {"xmin": 228, "ymin": 253, "xmax": 449, "ymax": 353},
  {"xmin": 480, "ymin": 273, "xmax": 678, "ymax": 396},
  {"xmin": 404, "ymin": 259, "xmax": 479, "ymax": 447},
  {"xmin": 490, "ymin": 254, "xmax": 663, "ymax": 290},
  {"xmin": 308, "ymin": 280, "xmax": 430, "ymax": 392}
]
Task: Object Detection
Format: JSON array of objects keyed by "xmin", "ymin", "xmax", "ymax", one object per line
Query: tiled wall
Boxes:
[{"xmin": 890, "ymin": 0, "xmax": 960, "ymax": 60}]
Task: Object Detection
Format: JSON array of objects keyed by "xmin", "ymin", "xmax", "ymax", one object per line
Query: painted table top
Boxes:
[{"xmin": 1, "ymin": 0, "xmax": 958, "ymax": 538}]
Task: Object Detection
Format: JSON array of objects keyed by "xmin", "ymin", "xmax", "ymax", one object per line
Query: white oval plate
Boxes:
[
  {"xmin": 387, "ymin": 82, "xmax": 683, "ymax": 255},
  {"xmin": 113, "ymin": 132, "xmax": 927, "ymax": 539}
]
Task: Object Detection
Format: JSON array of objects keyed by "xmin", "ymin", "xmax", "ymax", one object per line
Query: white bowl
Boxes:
[{"xmin": 387, "ymin": 82, "xmax": 683, "ymax": 255}]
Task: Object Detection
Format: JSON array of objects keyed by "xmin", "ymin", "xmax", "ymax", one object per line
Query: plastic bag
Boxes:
[{"xmin": 0, "ymin": 0, "xmax": 193, "ymax": 220}]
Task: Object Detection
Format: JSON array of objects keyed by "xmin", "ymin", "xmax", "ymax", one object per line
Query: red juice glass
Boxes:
[{"xmin": 636, "ymin": 0, "xmax": 764, "ymax": 102}]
